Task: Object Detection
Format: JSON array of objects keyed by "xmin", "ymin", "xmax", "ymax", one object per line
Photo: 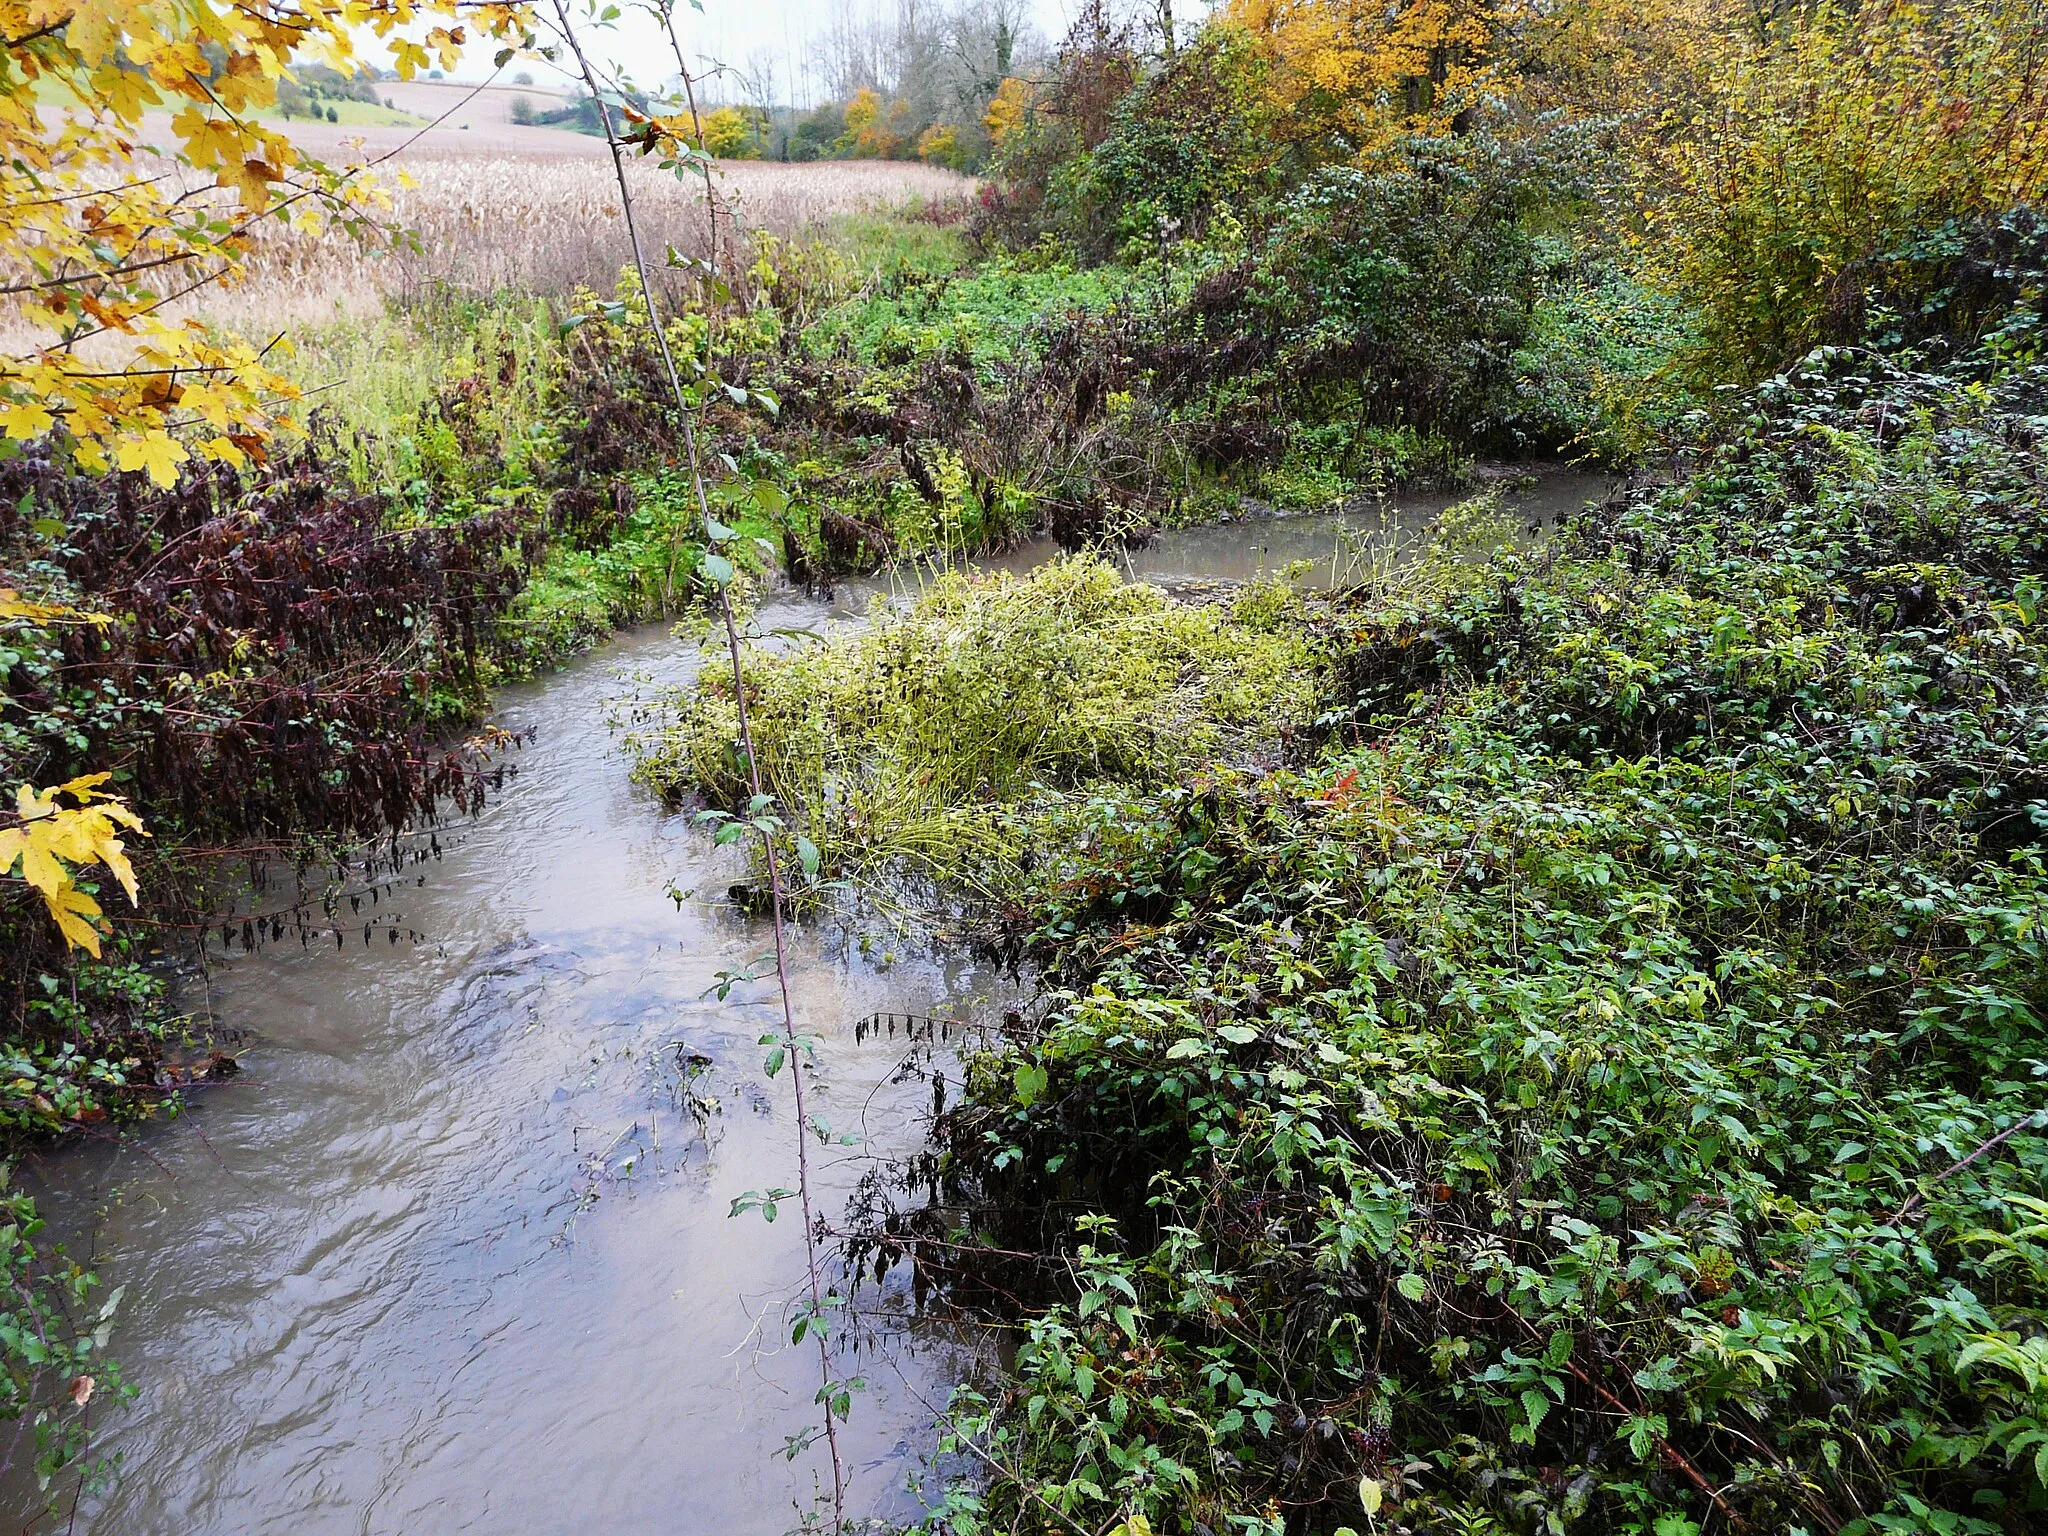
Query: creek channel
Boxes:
[{"xmin": 0, "ymin": 470, "xmax": 1612, "ymax": 1535}]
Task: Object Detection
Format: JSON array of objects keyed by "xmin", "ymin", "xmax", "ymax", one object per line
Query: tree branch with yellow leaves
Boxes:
[
  {"xmin": 0, "ymin": 1, "xmax": 536, "ymax": 485},
  {"xmin": 0, "ymin": 775, "xmax": 145, "ymax": 957}
]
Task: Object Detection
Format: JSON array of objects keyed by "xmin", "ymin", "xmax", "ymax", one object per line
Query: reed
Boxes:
[
  {"xmin": 220, "ymin": 154, "xmax": 968, "ymax": 324},
  {"xmin": 0, "ymin": 152, "xmax": 971, "ymax": 352}
]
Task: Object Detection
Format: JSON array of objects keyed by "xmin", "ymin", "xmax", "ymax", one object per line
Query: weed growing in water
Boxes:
[{"xmin": 627, "ymin": 555, "xmax": 1321, "ymax": 903}]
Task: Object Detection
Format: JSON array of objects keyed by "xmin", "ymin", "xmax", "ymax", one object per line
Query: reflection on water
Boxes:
[
  {"xmin": 2, "ymin": 603, "xmax": 996, "ymax": 1535},
  {"xmin": 0, "ymin": 470, "xmax": 1613, "ymax": 1533}
]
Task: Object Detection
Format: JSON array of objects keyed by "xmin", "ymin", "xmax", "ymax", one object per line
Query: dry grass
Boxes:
[
  {"xmin": 205, "ymin": 153, "xmax": 973, "ymax": 331},
  {"xmin": 0, "ymin": 150, "xmax": 971, "ymax": 354}
]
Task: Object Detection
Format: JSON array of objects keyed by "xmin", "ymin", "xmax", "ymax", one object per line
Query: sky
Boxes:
[{"xmin": 424, "ymin": 0, "xmax": 1090, "ymax": 108}]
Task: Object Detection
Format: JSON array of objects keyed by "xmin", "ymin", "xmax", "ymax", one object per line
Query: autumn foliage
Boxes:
[
  {"xmin": 0, "ymin": 775, "xmax": 141, "ymax": 955},
  {"xmin": 1224, "ymin": 0, "xmax": 1511, "ymax": 148},
  {"xmin": 2, "ymin": 3, "xmax": 532, "ymax": 483},
  {"xmin": 0, "ymin": 3, "xmax": 533, "ymax": 955}
]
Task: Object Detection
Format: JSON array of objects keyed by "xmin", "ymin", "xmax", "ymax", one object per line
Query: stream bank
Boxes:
[{"xmin": 0, "ymin": 469, "xmax": 1614, "ymax": 1532}]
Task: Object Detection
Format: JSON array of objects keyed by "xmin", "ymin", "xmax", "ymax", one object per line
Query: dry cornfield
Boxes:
[{"xmin": 206, "ymin": 152, "xmax": 974, "ymax": 331}]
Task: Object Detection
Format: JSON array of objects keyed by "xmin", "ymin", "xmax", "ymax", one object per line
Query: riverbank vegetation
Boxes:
[
  {"xmin": 907, "ymin": 304, "xmax": 2048, "ymax": 1534},
  {"xmin": 626, "ymin": 0, "xmax": 2048, "ymax": 1532},
  {"xmin": 8, "ymin": 0, "xmax": 2048, "ymax": 1525},
  {"xmin": 628, "ymin": 554, "xmax": 1327, "ymax": 896}
]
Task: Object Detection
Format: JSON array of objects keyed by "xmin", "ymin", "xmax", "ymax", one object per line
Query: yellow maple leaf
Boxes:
[
  {"xmin": 200, "ymin": 435, "xmax": 248, "ymax": 469},
  {"xmin": 0, "ymin": 590, "xmax": 82, "ymax": 624},
  {"xmin": 0, "ymin": 779, "xmax": 149, "ymax": 952},
  {"xmin": 92, "ymin": 62, "xmax": 160, "ymax": 121},
  {"xmin": 115, "ymin": 430, "xmax": 188, "ymax": 488},
  {"xmin": 17, "ymin": 833, "xmax": 66, "ymax": 900},
  {"xmin": 0, "ymin": 399, "xmax": 53, "ymax": 441},
  {"xmin": 45, "ymin": 886, "xmax": 104, "ymax": 958}
]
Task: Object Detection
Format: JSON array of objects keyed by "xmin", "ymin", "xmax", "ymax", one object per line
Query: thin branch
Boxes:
[
  {"xmin": 1889, "ymin": 1107, "xmax": 2048, "ymax": 1226},
  {"xmin": 549, "ymin": 6, "xmax": 847, "ymax": 1530},
  {"xmin": 646, "ymin": 1, "xmax": 727, "ymax": 284}
]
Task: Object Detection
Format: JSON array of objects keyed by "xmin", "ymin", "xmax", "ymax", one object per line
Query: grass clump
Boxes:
[
  {"xmin": 626, "ymin": 555, "xmax": 1318, "ymax": 895},
  {"xmin": 807, "ymin": 257, "xmax": 1133, "ymax": 375}
]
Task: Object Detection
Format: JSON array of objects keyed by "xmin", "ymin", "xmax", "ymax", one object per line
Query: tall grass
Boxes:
[
  {"xmin": 0, "ymin": 153, "xmax": 972, "ymax": 353},
  {"xmin": 211, "ymin": 154, "xmax": 974, "ymax": 330},
  {"xmin": 286, "ymin": 294, "xmax": 563, "ymax": 498},
  {"xmin": 625, "ymin": 556, "xmax": 1320, "ymax": 898}
]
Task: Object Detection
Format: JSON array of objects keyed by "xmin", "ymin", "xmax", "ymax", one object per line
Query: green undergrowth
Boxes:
[
  {"xmin": 819, "ymin": 211, "xmax": 971, "ymax": 283},
  {"xmin": 0, "ymin": 1169, "xmax": 127, "ymax": 1501},
  {"xmin": 1251, "ymin": 421, "xmax": 1477, "ymax": 513},
  {"xmin": 279, "ymin": 283, "xmax": 795, "ymax": 678},
  {"xmin": 490, "ymin": 468, "xmax": 777, "ymax": 677},
  {"xmin": 877, "ymin": 323, "xmax": 2048, "ymax": 1534},
  {"xmin": 624, "ymin": 556, "xmax": 1322, "ymax": 898},
  {"xmin": 806, "ymin": 255, "xmax": 1134, "ymax": 375},
  {"xmin": 285, "ymin": 293, "xmax": 563, "ymax": 513}
]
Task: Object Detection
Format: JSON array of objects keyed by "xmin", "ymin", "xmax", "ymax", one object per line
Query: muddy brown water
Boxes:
[
  {"xmin": 977, "ymin": 469, "xmax": 1619, "ymax": 589},
  {"xmin": 0, "ymin": 471, "xmax": 1613, "ymax": 1535}
]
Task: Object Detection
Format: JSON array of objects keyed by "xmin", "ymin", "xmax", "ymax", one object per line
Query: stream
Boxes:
[{"xmin": 0, "ymin": 470, "xmax": 1612, "ymax": 1535}]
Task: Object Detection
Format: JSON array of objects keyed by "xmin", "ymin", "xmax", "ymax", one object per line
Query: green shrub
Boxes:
[
  {"xmin": 806, "ymin": 259, "xmax": 1131, "ymax": 375},
  {"xmin": 914, "ymin": 310, "xmax": 2048, "ymax": 1534},
  {"xmin": 1142, "ymin": 118, "xmax": 1603, "ymax": 449},
  {"xmin": 1509, "ymin": 249, "xmax": 1696, "ymax": 459},
  {"xmin": 1072, "ymin": 25, "xmax": 1283, "ymax": 257}
]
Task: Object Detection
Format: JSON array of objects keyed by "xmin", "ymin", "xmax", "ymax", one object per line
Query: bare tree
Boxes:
[{"xmin": 807, "ymin": 0, "xmax": 1045, "ymax": 122}]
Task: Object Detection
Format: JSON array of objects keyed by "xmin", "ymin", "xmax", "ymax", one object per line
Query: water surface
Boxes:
[
  {"xmin": 3, "ymin": 605, "xmax": 992, "ymax": 1535},
  {"xmin": 0, "ymin": 468, "xmax": 1615, "ymax": 1533}
]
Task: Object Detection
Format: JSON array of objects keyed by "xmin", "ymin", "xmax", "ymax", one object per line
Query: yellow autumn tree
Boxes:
[
  {"xmin": 841, "ymin": 85, "xmax": 909, "ymax": 157},
  {"xmin": 697, "ymin": 103, "xmax": 758, "ymax": 158},
  {"xmin": 1223, "ymin": 0, "xmax": 1518, "ymax": 150},
  {"xmin": 1641, "ymin": 0, "xmax": 2048, "ymax": 375},
  {"xmin": 1514, "ymin": 0, "xmax": 1717, "ymax": 123},
  {"xmin": 984, "ymin": 75, "xmax": 1032, "ymax": 147},
  {"xmin": 916, "ymin": 122, "xmax": 963, "ymax": 168}
]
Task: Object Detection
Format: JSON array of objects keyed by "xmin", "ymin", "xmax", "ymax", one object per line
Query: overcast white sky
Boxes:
[{"xmin": 424, "ymin": 0, "xmax": 1090, "ymax": 107}]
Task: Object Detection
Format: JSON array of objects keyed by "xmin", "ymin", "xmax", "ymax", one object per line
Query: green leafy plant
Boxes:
[{"xmin": 896, "ymin": 275, "xmax": 2048, "ymax": 1533}]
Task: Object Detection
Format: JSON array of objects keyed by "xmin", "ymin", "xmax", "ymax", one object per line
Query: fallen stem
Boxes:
[{"xmin": 1890, "ymin": 1107, "xmax": 2047, "ymax": 1226}]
